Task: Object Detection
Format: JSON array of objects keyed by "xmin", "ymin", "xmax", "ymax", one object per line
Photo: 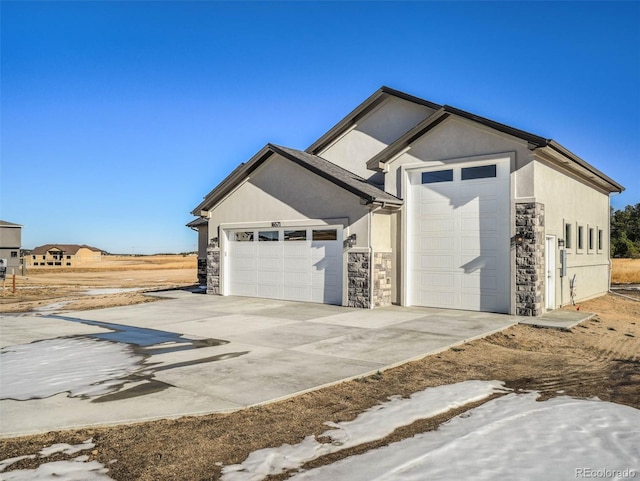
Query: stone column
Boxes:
[
  {"xmin": 515, "ymin": 203, "xmax": 545, "ymax": 316},
  {"xmin": 372, "ymin": 251, "xmax": 392, "ymax": 308},
  {"xmin": 206, "ymin": 238, "xmax": 221, "ymax": 295},
  {"xmin": 347, "ymin": 251, "xmax": 371, "ymax": 308}
]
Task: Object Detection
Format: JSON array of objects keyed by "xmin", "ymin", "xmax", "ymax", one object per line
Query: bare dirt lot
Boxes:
[
  {"xmin": 1, "ymin": 290, "xmax": 638, "ymax": 480},
  {"xmin": 0, "ymin": 255, "xmax": 198, "ymax": 313}
]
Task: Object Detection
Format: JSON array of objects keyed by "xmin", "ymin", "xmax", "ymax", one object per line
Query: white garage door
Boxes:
[
  {"xmin": 409, "ymin": 161, "xmax": 510, "ymax": 313},
  {"xmin": 227, "ymin": 227, "xmax": 342, "ymax": 305}
]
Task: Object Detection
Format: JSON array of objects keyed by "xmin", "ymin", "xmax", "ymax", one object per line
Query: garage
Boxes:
[
  {"xmin": 226, "ymin": 226, "xmax": 343, "ymax": 305},
  {"xmin": 408, "ymin": 160, "xmax": 510, "ymax": 313}
]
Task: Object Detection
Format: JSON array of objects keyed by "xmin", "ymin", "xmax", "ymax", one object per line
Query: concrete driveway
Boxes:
[{"xmin": 0, "ymin": 291, "xmax": 520, "ymax": 437}]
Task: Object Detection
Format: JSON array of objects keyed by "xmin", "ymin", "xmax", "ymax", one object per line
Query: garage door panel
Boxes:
[
  {"xmin": 420, "ymin": 218, "xmax": 455, "ymax": 233},
  {"xmin": 420, "ymin": 271, "xmax": 455, "ymax": 288},
  {"xmin": 410, "ymin": 162, "xmax": 509, "ymax": 313},
  {"xmin": 418, "ymin": 254, "xmax": 455, "ymax": 269},
  {"xmin": 460, "ymin": 272, "xmax": 497, "ymax": 290},
  {"xmin": 459, "ymin": 197, "xmax": 498, "ymax": 215},
  {"xmin": 228, "ymin": 227, "xmax": 342, "ymax": 305}
]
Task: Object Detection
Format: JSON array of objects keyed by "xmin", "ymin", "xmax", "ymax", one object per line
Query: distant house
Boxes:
[
  {"xmin": 0, "ymin": 220, "xmax": 23, "ymax": 272},
  {"xmin": 27, "ymin": 244, "xmax": 102, "ymax": 267},
  {"xmin": 189, "ymin": 87, "xmax": 623, "ymax": 316}
]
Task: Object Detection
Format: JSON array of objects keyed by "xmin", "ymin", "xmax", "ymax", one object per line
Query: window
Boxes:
[
  {"xmin": 312, "ymin": 229, "xmax": 337, "ymax": 241},
  {"xmin": 577, "ymin": 225, "xmax": 584, "ymax": 250},
  {"xmin": 66, "ymin": 255, "xmax": 71, "ymax": 259},
  {"xmin": 564, "ymin": 222, "xmax": 573, "ymax": 249},
  {"xmin": 588, "ymin": 227, "xmax": 594, "ymax": 251},
  {"xmin": 258, "ymin": 231, "xmax": 278, "ymax": 241},
  {"xmin": 422, "ymin": 169, "xmax": 453, "ymax": 184},
  {"xmin": 284, "ymin": 230, "xmax": 306, "ymax": 241},
  {"xmin": 32, "ymin": 255, "xmax": 36, "ymax": 260},
  {"xmin": 233, "ymin": 231, "xmax": 254, "ymax": 242},
  {"xmin": 461, "ymin": 164, "xmax": 496, "ymax": 180},
  {"xmin": 598, "ymin": 229, "xmax": 603, "ymax": 251},
  {"xmin": 11, "ymin": 251, "xmax": 18, "ymax": 258},
  {"xmin": 66, "ymin": 262, "xmax": 71, "ymax": 266}
]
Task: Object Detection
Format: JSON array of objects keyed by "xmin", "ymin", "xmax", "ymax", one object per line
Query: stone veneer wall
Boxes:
[
  {"xmin": 206, "ymin": 238, "xmax": 220, "ymax": 295},
  {"xmin": 197, "ymin": 259, "xmax": 207, "ymax": 286},
  {"xmin": 373, "ymin": 252, "xmax": 392, "ymax": 308},
  {"xmin": 348, "ymin": 251, "xmax": 370, "ymax": 308},
  {"xmin": 515, "ymin": 203, "xmax": 545, "ymax": 316}
]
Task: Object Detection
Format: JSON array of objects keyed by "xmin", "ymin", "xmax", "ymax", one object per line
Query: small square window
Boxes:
[
  {"xmin": 461, "ymin": 164, "xmax": 496, "ymax": 180},
  {"xmin": 312, "ymin": 229, "xmax": 337, "ymax": 241},
  {"xmin": 421, "ymin": 169, "xmax": 453, "ymax": 184},
  {"xmin": 258, "ymin": 231, "xmax": 279, "ymax": 241},
  {"xmin": 577, "ymin": 226, "xmax": 584, "ymax": 250},
  {"xmin": 233, "ymin": 231, "xmax": 254, "ymax": 242},
  {"xmin": 284, "ymin": 230, "xmax": 306, "ymax": 241},
  {"xmin": 598, "ymin": 229, "xmax": 603, "ymax": 251},
  {"xmin": 11, "ymin": 251, "xmax": 18, "ymax": 258},
  {"xmin": 564, "ymin": 223, "xmax": 573, "ymax": 249}
]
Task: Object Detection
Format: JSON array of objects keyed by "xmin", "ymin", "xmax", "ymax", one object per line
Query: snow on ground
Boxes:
[
  {"xmin": 82, "ymin": 288, "xmax": 144, "ymax": 296},
  {"xmin": 0, "ymin": 439, "xmax": 113, "ymax": 481},
  {"xmin": 221, "ymin": 380, "xmax": 507, "ymax": 481},
  {"xmin": 287, "ymin": 393, "xmax": 640, "ymax": 481},
  {"xmin": 0, "ymin": 337, "xmax": 144, "ymax": 400}
]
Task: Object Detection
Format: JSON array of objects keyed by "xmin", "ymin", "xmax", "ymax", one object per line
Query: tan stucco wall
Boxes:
[
  {"xmin": 318, "ymin": 97, "xmax": 436, "ymax": 181},
  {"xmin": 532, "ymin": 159, "xmax": 611, "ymax": 306},
  {"xmin": 207, "ymin": 153, "xmax": 370, "ymax": 246},
  {"xmin": 384, "ymin": 117, "xmax": 533, "ymax": 198}
]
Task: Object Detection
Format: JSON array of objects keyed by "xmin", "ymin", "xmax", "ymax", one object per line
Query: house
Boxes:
[
  {"xmin": 189, "ymin": 87, "xmax": 623, "ymax": 316},
  {"xmin": 27, "ymin": 244, "xmax": 102, "ymax": 267},
  {"xmin": 0, "ymin": 220, "xmax": 23, "ymax": 273}
]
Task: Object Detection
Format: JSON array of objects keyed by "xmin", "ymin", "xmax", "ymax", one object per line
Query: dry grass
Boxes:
[
  {"xmin": 26, "ymin": 254, "xmax": 197, "ymax": 274},
  {"xmin": 1, "ymin": 255, "xmax": 198, "ymax": 313},
  {"xmin": 611, "ymin": 258, "xmax": 640, "ymax": 284}
]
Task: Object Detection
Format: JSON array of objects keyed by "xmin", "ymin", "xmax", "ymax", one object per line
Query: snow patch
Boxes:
[
  {"xmin": 288, "ymin": 393, "xmax": 640, "ymax": 481},
  {"xmin": 0, "ymin": 459, "xmax": 113, "ymax": 481},
  {"xmin": 221, "ymin": 380, "xmax": 505, "ymax": 481},
  {"xmin": 0, "ymin": 337, "xmax": 144, "ymax": 400}
]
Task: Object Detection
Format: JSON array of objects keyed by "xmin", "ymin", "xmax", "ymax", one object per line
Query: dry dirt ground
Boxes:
[
  {"xmin": 0, "ymin": 255, "xmax": 198, "ymax": 313},
  {"xmin": 0, "ymin": 291, "xmax": 638, "ymax": 480}
]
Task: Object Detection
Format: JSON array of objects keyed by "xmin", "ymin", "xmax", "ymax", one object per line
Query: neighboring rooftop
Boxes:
[
  {"xmin": 30, "ymin": 244, "xmax": 103, "ymax": 255},
  {"xmin": 0, "ymin": 220, "xmax": 22, "ymax": 227}
]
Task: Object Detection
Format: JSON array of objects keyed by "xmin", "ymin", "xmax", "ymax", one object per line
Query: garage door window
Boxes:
[
  {"xmin": 422, "ymin": 169, "xmax": 453, "ymax": 184},
  {"xmin": 461, "ymin": 164, "xmax": 496, "ymax": 180},
  {"xmin": 234, "ymin": 231, "xmax": 254, "ymax": 241},
  {"xmin": 258, "ymin": 231, "xmax": 279, "ymax": 241},
  {"xmin": 312, "ymin": 229, "xmax": 337, "ymax": 241},
  {"xmin": 284, "ymin": 230, "xmax": 306, "ymax": 241}
]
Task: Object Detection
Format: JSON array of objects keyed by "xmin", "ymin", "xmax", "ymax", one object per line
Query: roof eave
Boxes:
[
  {"xmin": 540, "ymin": 142, "xmax": 624, "ymax": 194},
  {"xmin": 307, "ymin": 86, "xmax": 442, "ymax": 155},
  {"xmin": 191, "ymin": 147, "xmax": 274, "ymax": 215},
  {"xmin": 269, "ymin": 144, "xmax": 402, "ymax": 205}
]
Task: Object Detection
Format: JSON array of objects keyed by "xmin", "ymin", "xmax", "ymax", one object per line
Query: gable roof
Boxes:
[
  {"xmin": 306, "ymin": 86, "xmax": 441, "ymax": 155},
  {"xmin": 365, "ymin": 102, "xmax": 624, "ymax": 194},
  {"xmin": 31, "ymin": 244, "xmax": 102, "ymax": 255},
  {"xmin": 192, "ymin": 143, "xmax": 402, "ymax": 215}
]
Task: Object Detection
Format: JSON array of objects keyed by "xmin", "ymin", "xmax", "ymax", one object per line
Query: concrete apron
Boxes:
[{"xmin": 1, "ymin": 292, "xmax": 523, "ymax": 437}]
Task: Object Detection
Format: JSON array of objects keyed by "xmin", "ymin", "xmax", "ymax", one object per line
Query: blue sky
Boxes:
[{"xmin": 2, "ymin": 1, "xmax": 638, "ymax": 254}]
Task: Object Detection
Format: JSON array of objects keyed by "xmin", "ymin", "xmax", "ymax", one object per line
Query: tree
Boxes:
[{"xmin": 611, "ymin": 203, "xmax": 640, "ymax": 258}]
